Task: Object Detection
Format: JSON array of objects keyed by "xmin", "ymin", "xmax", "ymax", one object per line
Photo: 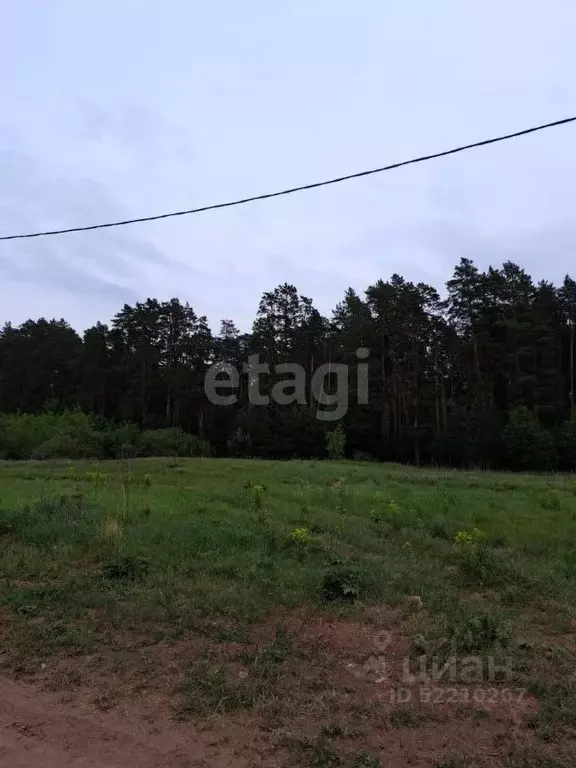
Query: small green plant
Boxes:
[
  {"xmin": 454, "ymin": 528, "xmax": 487, "ymax": 549},
  {"xmin": 561, "ymin": 551, "xmax": 576, "ymax": 577},
  {"xmin": 536, "ymin": 487, "xmax": 561, "ymax": 511},
  {"xmin": 243, "ymin": 480, "xmax": 268, "ymax": 521},
  {"xmin": 450, "ymin": 611, "xmax": 512, "ymax": 654},
  {"xmin": 370, "ymin": 497, "xmax": 402, "ymax": 527},
  {"xmin": 84, "ymin": 470, "xmax": 107, "ymax": 495},
  {"xmin": 120, "ymin": 457, "xmax": 132, "ymax": 519},
  {"xmin": 320, "ymin": 560, "xmax": 362, "ymax": 603},
  {"xmin": 369, "ymin": 508, "xmax": 381, "ymax": 523},
  {"xmin": 401, "ymin": 540, "xmax": 415, "ymax": 558},
  {"xmin": 326, "ymin": 424, "xmax": 346, "ymax": 460},
  {"xmin": 102, "ymin": 554, "xmax": 150, "ymax": 582},
  {"xmin": 429, "ymin": 519, "xmax": 451, "ymax": 540},
  {"xmin": 458, "ymin": 545, "xmax": 500, "ymax": 586},
  {"xmin": 84, "ymin": 471, "xmax": 106, "ymax": 483},
  {"xmin": 452, "ymin": 529, "xmax": 506, "ymax": 586},
  {"xmin": 288, "ymin": 527, "xmax": 311, "ymax": 548},
  {"xmin": 332, "ymin": 477, "xmax": 348, "ymax": 512},
  {"xmin": 244, "ymin": 480, "xmax": 266, "ymax": 508}
]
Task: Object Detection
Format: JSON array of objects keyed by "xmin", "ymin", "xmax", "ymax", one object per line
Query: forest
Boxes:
[{"xmin": 2, "ymin": 256, "xmax": 576, "ymax": 471}]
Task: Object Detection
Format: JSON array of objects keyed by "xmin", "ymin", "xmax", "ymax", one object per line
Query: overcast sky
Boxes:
[{"xmin": 1, "ymin": 1, "xmax": 575, "ymax": 333}]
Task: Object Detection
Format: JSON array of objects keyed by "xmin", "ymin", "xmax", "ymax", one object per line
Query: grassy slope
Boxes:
[{"xmin": 1, "ymin": 458, "xmax": 576, "ymax": 765}]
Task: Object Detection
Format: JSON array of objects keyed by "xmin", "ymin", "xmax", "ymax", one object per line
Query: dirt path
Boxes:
[{"xmin": 0, "ymin": 676, "xmax": 235, "ymax": 768}]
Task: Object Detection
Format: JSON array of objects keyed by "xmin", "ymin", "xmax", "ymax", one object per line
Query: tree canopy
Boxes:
[{"xmin": 2, "ymin": 260, "xmax": 576, "ymax": 468}]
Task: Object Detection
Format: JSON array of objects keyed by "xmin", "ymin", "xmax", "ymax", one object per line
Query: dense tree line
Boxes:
[{"xmin": 2, "ymin": 257, "xmax": 576, "ymax": 470}]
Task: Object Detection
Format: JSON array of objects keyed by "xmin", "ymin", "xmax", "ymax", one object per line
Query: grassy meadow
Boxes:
[{"xmin": 1, "ymin": 458, "xmax": 576, "ymax": 766}]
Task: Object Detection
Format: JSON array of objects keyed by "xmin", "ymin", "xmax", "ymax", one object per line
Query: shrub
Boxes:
[
  {"xmin": 326, "ymin": 424, "xmax": 346, "ymax": 460},
  {"xmin": 0, "ymin": 411, "xmax": 211, "ymax": 460},
  {"xmin": 452, "ymin": 527, "xmax": 511, "ymax": 586},
  {"xmin": 502, "ymin": 407, "xmax": 557, "ymax": 470},
  {"xmin": 138, "ymin": 428, "xmax": 210, "ymax": 458},
  {"xmin": 555, "ymin": 419, "xmax": 576, "ymax": 470},
  {"xmin": 320, "ymin": 560, "xmax": 362, "ymax": 603},
  {"xmin": 450, "ymin": 611, "xmax": 512, "ymax": 654},
  {"xmin": 32, "ymin": 433, "xmax": 103, "ymax": 460},
  {"xmin": 454, "ymin": 528, "xmax": 487, "ymax": 549},
  {"xmin": 428, "ymin": 519, "xmax": 451, "ymax": 540},
  {"xmin": 536, "ymin": 487, "xmax": 561, "ymax": 511},
  {"xmin": 370, "ymin": 497, "xmax": 404, "ymax": 528},
  {"xmin": 98, "ymin": 423, "xmax": 141, "ymax": 459},
  {"xmin": 227, "ymin": 428, "xmax": 252, "ymax": 458},
  {"xmin": 287, "ymin": 527, "xmax": 311, "ymax": 552},
  {"xmin": 245, "ymin": 481, "xmax": 266, "ymax": 513},
  {"xmin": 1, "ymin": 495, "xmax": 97, "ymax": 548},
  {"xmin": 0, "ymin": 410, "xmax": 99, "ymax": 459}
]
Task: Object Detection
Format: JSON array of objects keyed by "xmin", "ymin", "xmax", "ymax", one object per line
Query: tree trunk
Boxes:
[
  {"xmin": 441, "ymin": 377, "xmax": 448, "ymax": 432},
  {"xmin": 571, "ymin": 321, "xmax": 575, "ymax": 420},
  {"xmin": 166, "ymin": 388, "xmax": 171, "ymax": 424},
  {"xmin": 413, "ymin": 401, "xmax": 420, "ymax": 465},
  {"xmin": 471, "ymin": 325, "xmax": 481, "ymax": 405},
  {"xmin": 197, "ymin": 401, "xmax": 204, "ymax": 438}
]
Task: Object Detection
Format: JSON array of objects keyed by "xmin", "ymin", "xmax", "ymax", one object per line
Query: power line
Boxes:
[{"xmin": 1, "ymin": 115, "xmax": 575, "ymax": 242}]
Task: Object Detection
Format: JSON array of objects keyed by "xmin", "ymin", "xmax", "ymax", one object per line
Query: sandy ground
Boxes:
[{"xmin": 0, "ymin": 676, "xmax": 235, "ymax": 768}]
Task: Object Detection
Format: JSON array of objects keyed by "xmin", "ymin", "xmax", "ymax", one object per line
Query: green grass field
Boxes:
[{"xmin": 1, "ymin": 458, "xmax": 576, "ymax": 766}]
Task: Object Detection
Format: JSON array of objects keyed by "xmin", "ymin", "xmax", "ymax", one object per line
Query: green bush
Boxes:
[
  {"xmin": 227, "ymin": 428, "xmax": 252, "ymax": 458},
  {"xmin": 502, "ymin": 407, "xmax": 557, "ymax": 471},
  {"xmin": 32, "ymin": 433, "xmax": 102, "ymax": 460},
  {"xmin": 98, "ymin": 423, "xmax": 141, "ymax": 459},
  {"xmin": 139, "ymin": 427, "xmax": 210, "ymax": 458},
  {"xmin": 0, "ymin": 409, "xmax": 210, "ymax": 459},
  {"xmin": 450, "ymin": 611, "xmax": 512, "ymax": 653},
  {"xmin": 0, "ymin": 410, "xmax": 102, "ymax": 459},
  {"xmin": 0, "ymin": 411, "xmax": 210, "ymax": 460},
  {"xmin": 556, "ymin": 420, "xmax": 576, "ymax": 470},
  {"xmin": 320, "ymin": 559, "xmax": 362, "ymax": 603},
  {"xmin": 326, "ymin": 424, "xmax": 346, "ymax": 460},
  {"xmin": 536, "ymin": 487, "xmax": 562, "ymax": 511}
]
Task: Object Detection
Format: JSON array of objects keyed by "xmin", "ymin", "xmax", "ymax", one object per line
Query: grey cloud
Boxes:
[
  {"xmin": 2, "ymin": 0, "xmax": 576, "ymax": 334},
  {"xmin": 0, "ymin": 149, "xmax": 175, "ymax": 304},
  {"xmin": 0, "ymin": 245, "xmax": 140, "ymax": 303},
  {"xmin": 414, "ymin": 217, "xmax": 576, "ymax": 285},
  {"xmin": 71, "ymin": 101, "xmax": 165, "ymax": 147},
  {"xmin": 69, "ymin": 99, "xmax": 193, "ymax": 164}
]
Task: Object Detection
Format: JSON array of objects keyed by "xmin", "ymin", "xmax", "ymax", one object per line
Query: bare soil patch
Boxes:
[{"xmin": 2, "ymin": 607, "xmax": 571, "ymax": 767}]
